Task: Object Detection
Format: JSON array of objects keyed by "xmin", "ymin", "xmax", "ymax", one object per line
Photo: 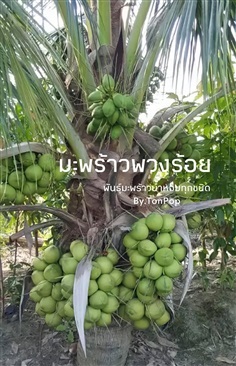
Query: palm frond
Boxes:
[
  {"xmin": 54, "ymin": 0, "xmax": 96, "ymax": 97},
  {"xmin": 0, "ymin": 0, "xmax": 93, "ymax": 177}
]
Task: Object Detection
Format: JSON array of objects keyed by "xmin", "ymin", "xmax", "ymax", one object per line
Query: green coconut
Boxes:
[
  {"xmin": 145, "ymin": 299, "xmax": 166, "ymax": 320},
  {"xmin": 125, "ymin": 298, "xmax": 145, "ymax": 320},
  {"xmin": 145, "ymin": 212, "xmax": 164, "ymax": 231},
  {"xmin": 138, "ymin": 239, "xmax": 157, "ymax": 256},
  {"xmin": 38, "ymin": 154, "xmax": 56, "ymax": 172},
  {"xmin": 89, "ymin": 290, "xmax": 108, "ymax": 309},
  {"xmin": 44, "ymin": 264, "xmax": 62, "ymax": 283},
  {"xmin": 155, "ymin": 233, "xmax": 172, "ymax": 248},
  {"xmin": 143, "ymin": 260, "xmax": 163, "ymax": 280},
  {"xmin": 25, "ymin": 164, "xmax": 43, "ymax": 182},
  {"xmin": 154, "ymin": 248, "xmax": 174, "ymax": 266},
  {"xmin": 137, "ymin": 278, "xmax": 155, "ymax": 296}
]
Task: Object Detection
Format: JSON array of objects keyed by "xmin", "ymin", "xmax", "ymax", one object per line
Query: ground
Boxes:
[{"xmin": 1, "ymin": 245, "xmax": 236, "ymax": 366}]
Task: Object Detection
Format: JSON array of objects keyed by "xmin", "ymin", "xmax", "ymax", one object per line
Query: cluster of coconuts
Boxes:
[
  {"xmin": 30, "ymin": 242, "xmax": 122, "ymax": 329},
  {"xmin": 119, "ymin": 212, "xmax": 187, "ymax": 328},
  {"xmin": 149, "ymin": 122, "xmax": 201, "ymax": 167},
  {"xmin": 0, "ymin": 152, "xmax": 67, "ymax": 204},
  {"xmin": 87, "ymin": 74, "xmax": 136, "ymax": 141},
  {"xmin": 30, "ymin": 212, "xmax": 187, "ymax": 331}
]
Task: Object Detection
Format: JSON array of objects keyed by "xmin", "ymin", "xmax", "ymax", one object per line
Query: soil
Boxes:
[{"xmin": 1, "ymin": 245, "xmax": 236, "ymax": 366}]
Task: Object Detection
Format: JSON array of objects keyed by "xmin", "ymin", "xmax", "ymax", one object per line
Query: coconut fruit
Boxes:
[
  {"xmin": 118, "ymin": 286, "xmax": 133, "ymax": 302},
  {"xmin": 88, "ymin": 280, "xmax": 98, "ymax": 296},
  {"xmin": 56, "ymin": 300, "xmax": 67, "ymax": 317},
  {"xmin": 38, "ymin": 172, "xmax": 51, "ymax": 188},
  {"xmin": 106, "ymin": 248, "xmax": 119, "ymax": 265},
  {"xmin": 129, "ymin": 221, "xmax": 149, "ymax": 241},
  {"xmin": 38, "ymin": 154, "xmax": 56, "ymax": 172},
  {"xmin": 164, "ymin": 260, "xmax": 183, "ymax": 278},
  {"xmin": 125, "ymin": 299, "xmax": 144, "ymax": 321},
  {"xmin": 154, "ymin": 248, "xmax": 174, "ymax": 266},
  {"xmin": 138, "ymin": 240, "xmax": 157, "ymax": 256},
  {"xmin": 160, "ymin": 214, "xmax": 176, "ymax": 233},
  {"xmin": 122, "ymin": 271, "xmax": 137, "ymax": 289},
  {"xmin": 178, "ymin": 182, "xmax": 195, "ymax": 198},
  {"xmin": 95, "ymin": 256, "xmax": 113, "ymax": 274},
  {"xmin": 61, "ymin": 289, "xmax": 71, "ymax": 299},
  {"xmin": 19, "ymin": 152, "xmax": 36, "ymax": 167},
  {"xmin": 40, "ymin": 296, "xmax": 56, "ymax": 313},
  {"xmin": 25, "ymin": 164, "xmax": 43, "ymax": 182},
  {"xmin": 137, "ymin": 278, "xmax": 155, "ymax": 296},
  {"xmin": 51, "ymin": 283, "xmax": 63, "ymax": 301},
  {"xmin": 129, "ymin": 251, "xmax": 149, "ymax": 268},
  {"xmin": 0, "ymin": 184, "xmax": 16, "ymax": 202},
  {"xmin": 35, "ymin": 303, "xmax": 46, "ymax": 317},
  {"xmin": 90, "ymin": 261, "xmax": 102, "ymax": 280},
  {"xmin": 53, "ymin": 165, "xmax": 68, "ymax": 181},
  {"xmin": 8, "ymin": 171, "xmax": 25, "ymax": 190},
  {"xmin": 102, "ymin": 295, "xmax": 119, "ymax": 313},
  {"xmin": 170, "ymin": 232, "xmax": 182, "ymax": 244},
  {"xmin": 43, "ymin": 245, "xmax": 60, "ymax": 264},
  {"xmin": 14, "ymin": 190, "xmax": 25, "ymax": 204},
  {"xmin": 187, "ymin": 213, "xmax": 201, "ymax": 229},
  {"xmin": 145, "ymin": 213, "xmax": 163, "ymax": 231},
  {"xmin": 97, "ymin": 274, "xmax": 115, "ymax": 292},
  {"xmin": 84, "ymin": 321, "xmax": 93, "ymax": 330},
  {"xmin": 85, "ymin": 306, "xmax": 101, "ymax": 323},
  {"xmin": 64, "ymin": 302, "xmax": 74, "ymax": 318},
  {"xmin": 110, "ymin": 287, "xmax": 119, "ymax": 297},
  {"xmin": 89, "ymin": 290, "xmax": 108, "ymax": 309},
  {"xmin": 133, "ymin": 317, "xmax": 150, "ymax": 330},
  {"xmin": 61, "ymin": 274, "xmax": 75, "ymax": 295},
  {"xmin": 44, "ymin": 264, "xmax": 62, "ymax": 283},
  {"xmin": 29, "ymin": 288, "xmax": 41, "ymax": 303},
  {"xmin": 37, "ymin": 187, "xmax": 48, "ymax": 195},
  {"xmin": 110, "ymin": 269, "xmax": 123, "ymax": 286},
  {"xmin": 32, "ymin": 257, "xmax": 47, "ymax": 271},
  {"xmin": 145, "ymin": 299, "xmax": 165, "ymax": 320},
  {"xmin": 136, "ymin": 290, "xmax": 156, "ymax": 305},
  {"xmin": 45, "ymin": 312, "xmax": 62, "ymax": 328},
  {"xmin": 60, "ymin": 257, "xmax": 78, "ymax": 274},
  {"xmin": 155, "ymin": 276, "xmax": 173, "ymax": 295},
  {"xmin": 36, "ymin": 280, "xmax": 53, "ymax": 297},
  {"xmin": 132, "ymin": 267, "xmax": 144, "ymax": 278},
  {"xmin": 155, "ymin": 233, "xmax": 172, "ymax": 248},
  {"xmin": 32, "ymin": 270, "xmax": 45, "ymax": 285},
  {"xmin": 70, "ymin": 240, "xmax": 88, "ymax": 262},
  {"xmin": 143, "ymin": 261, "xmax": 163, "ymax": 280},
  {"xmin": 22, "ymin": 181, "xmax": 37, "ymax": 196},
  {"xmin": 59, "ymin": 252, "xmax": 72, "ymax": 266},
  {"xmin": 155, "ymin": 310, "xmax": 171, "ymax": 326},
  {"xmin": 170, "ymin": 244, "xmax": 187, "ymax": 261},
  {"xmin": 97, "ymin": 312, "xmax": 112, "ymax": 327},
  {"xmin": 123, "ymin": 234, "xmax": 139, "ymax": 249}
]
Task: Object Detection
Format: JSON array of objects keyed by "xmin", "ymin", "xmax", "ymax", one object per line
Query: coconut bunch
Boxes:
[
  {"xmin": 30, "ymin": 242, "xmax": 124, "ymax": 329},
  {"xmin": 149, "ymin": 122, "xmax": 201, "ymax": 166},
  {"xmin": 87, "ymin": 74, "xmax": 136, "ymax": 141},
  {"xmin": 118, "ymin": 212, "xmax": 188, "ymax": 329},
  {"xmin": 0, "ymin": 152, "xmax": 67, "ymax": 204},
  {"xmin": 30, "ymin": 212, "xmax": 188, "ymax": 331}
]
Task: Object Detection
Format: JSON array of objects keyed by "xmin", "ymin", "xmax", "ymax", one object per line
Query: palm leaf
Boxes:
[{"xmin": 0, "ymin": 0, "xmax": 94, "ymax": 178}]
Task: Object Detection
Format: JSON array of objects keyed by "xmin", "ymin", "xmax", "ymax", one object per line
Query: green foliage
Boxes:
[{"xmin": 56, "ymin": 319, "xmax": 77, "ymax": 343}]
